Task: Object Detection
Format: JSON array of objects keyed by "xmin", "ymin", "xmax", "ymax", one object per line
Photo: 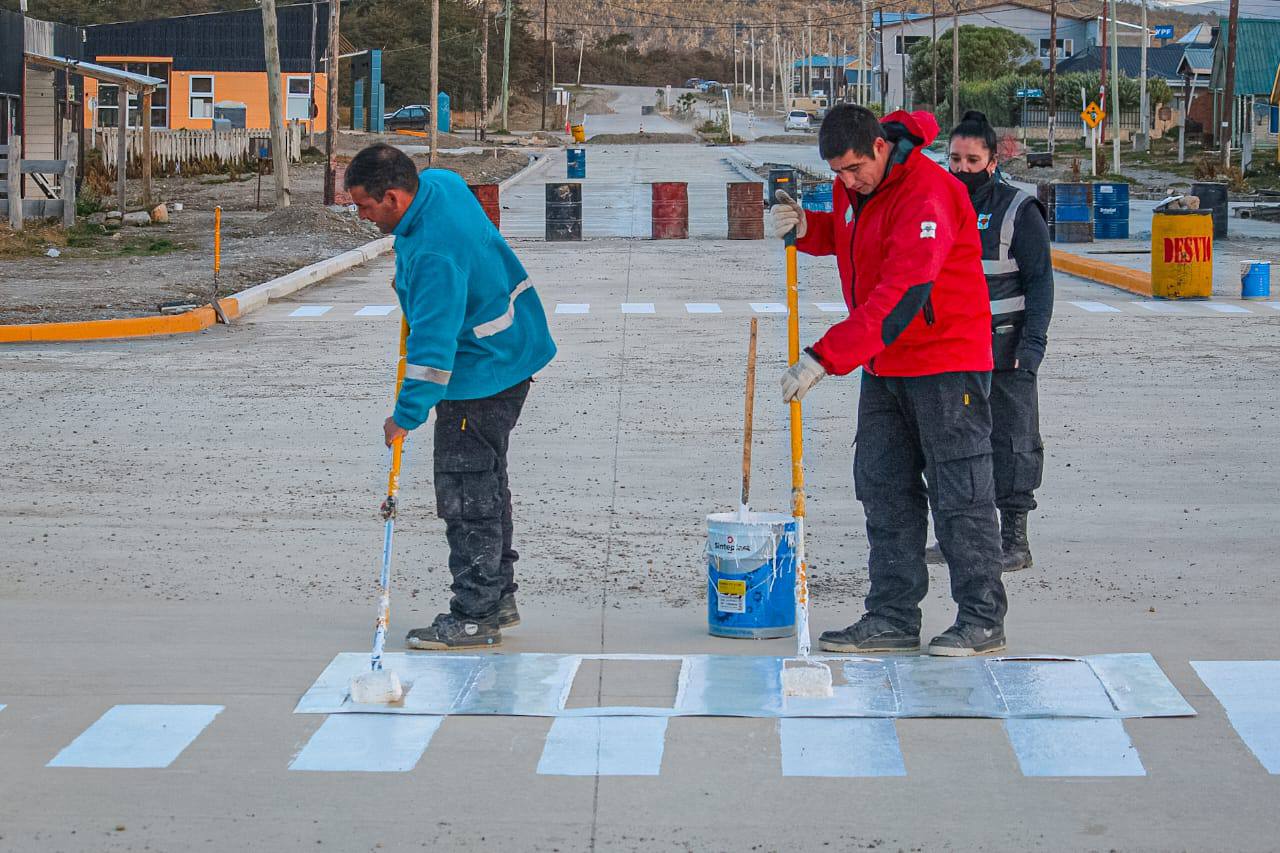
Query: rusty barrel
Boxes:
[
  {"xmin": 468, "ymin": 183, "xmax": 501, "ymax": 229},
  {"xmin": 651, "ymin": 181, "xmax": 689, "ymax": 240},
  {"xmin": 545, "ymin": 182, "xmax": 582, "ymax": 241},
  {"xmin": 727, "ymin": 182, "xmax": 764, "ymax": 240}
]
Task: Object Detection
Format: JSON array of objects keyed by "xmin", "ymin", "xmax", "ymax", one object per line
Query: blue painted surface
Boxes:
[
  {"xmin": 1093, "ymin": 182, "xmax": 1130, "ymax": 239},
  {"xmin": 537, "ymin": 717, "xmax": 667, "ymax": 776},
  {"xmin": 566, "ymin": 148, "xmax": 587, "ymax": 179},
  {"xmin": 290, "ymin": 714, "xmax": 442, "ymax": 772},
  {"xmin": 706, "ymin": 513, "xmax": 796, "ymax": 639},
  {"xmin": 779, "ymin": 718, "xmax": 906, "ymax": 777},
  {"xmin": 48, "ymin": 705, "xmax": 223, "ymax": 769},
  {"xmin": 437, "ymin": 91, "xmax": 451, "ymax": 133},
  {"xmin": 1192, "ymin": 661, "xmax": 1280, "ymax": 773},
  {"xmin": 1241, "ymin": 262, "xmax": 1271, "ymax": 300},
  {"xmin": 1005, "ymin": 718, "xmax": 1145, "ymax": 777},
  {"xmin": 801, "ymin": 183, "xmax": 833, "ymax": 213}
]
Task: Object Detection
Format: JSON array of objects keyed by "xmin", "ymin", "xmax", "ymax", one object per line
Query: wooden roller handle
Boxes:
[{"xmin": 742, "ymin": 316, "xmax": 758, "ymax": 508}]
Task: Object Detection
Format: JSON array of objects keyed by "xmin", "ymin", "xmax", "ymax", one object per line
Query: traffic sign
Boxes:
[
  {"xmin": 1016, "ymin": 88, "xmax": 1044, "ymax": 99},
  {"xmin": 1154, "ymin": 25, "xmax": 1174, "ymax": 40},
  {"xmin": 1081, "ymin": 102, "xmax": 1105, "ymax": 129}
]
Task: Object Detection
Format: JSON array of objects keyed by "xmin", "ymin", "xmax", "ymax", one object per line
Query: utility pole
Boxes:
[
  {"xmin": 1048, "ymin": 0, "xmax": 1057, "ymax": 154},
  {"xmin": 323, "ymin": 0, "xmax": 339, "ymax": 205},
  {"xmin": 501, "ymin": 0, "xmax": 512, "ymax": 132},
  {"xmin": 931, "ymin": 0, "xmax": 938, "ymax": 110},
  {"xmin": 430, "ymin": 0, "xmax": 440, "ymax": 166},
  {"xmin": 827, "ymin": 28, "xmax": 833, "ymax": 104},
  {"xmin": 540, "ymin": 0, "xmax": 548, "ymax": 131},
  {"xmin": 773, "ymin": 25, "xmax": 781, "ymax": 112},
  {"xmin": 480, "ymin": 2, "xmax": 489, "ymax": 141},
  {"xmin": 1110, "ymin": 0, "xmax": 1120, "ymax": 173},
  {"xmin": 879, "ymin": 9, "xmax": 888, "ymax": 110},
  {"xmin": 951, "ymin": 1, "xmax": 959, "ymax": 127},
  {"xmin": 260, "ymin": 0, "xmax": 290, "ymax": 207},
  {"xmin": 1100, "ymin": 0, "xmax": 1108, "ymax": 147},
  {"xmin": 1221, "ymin": 0, "xmax": 1240, "ymax": 168},
  {"xmin": 576, "ymin": 33, "xmax": 585, "ymax": 86},
  {"xmin": 806, "ymin": 13, "xmax": 812, "ymax": 97},
  {"xmin": 860, "ymin": 0, "xmax": 868, "ymax": 105},
  {"xmin": 308, "ymin": 0, "xmax": 317, "ymax": 148},
  {"xmin": 1138, "ymin": 0, "xmax": 1149, "ymax": 151}
]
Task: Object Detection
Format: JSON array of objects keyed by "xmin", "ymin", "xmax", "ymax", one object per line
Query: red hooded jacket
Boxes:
[{"xmin": 799, "ymin": 110, "xmax": 993, "ymax": 377}]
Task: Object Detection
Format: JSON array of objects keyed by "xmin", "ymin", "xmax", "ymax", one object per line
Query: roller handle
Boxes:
[{"xmin": 741, "ymin": 317, "xmax": 758, "ymax": 508}]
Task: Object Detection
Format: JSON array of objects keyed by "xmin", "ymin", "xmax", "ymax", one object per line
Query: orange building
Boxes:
[{"xmin": 81, "ymin": 3, "xmax": 330, "ymax": 134}]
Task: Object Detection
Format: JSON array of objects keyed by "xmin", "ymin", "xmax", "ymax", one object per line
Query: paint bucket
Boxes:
[
  {"xmin": 1093, "ymin": 182, "xmax": 1129, "ymax": 240},
  {"xmin": 1150, "ymin": 209, "xmax": 1213, "ymax": 299},
  {"xmin": 706, "ymin": 511, "xmax": 797, "ymax": 639},
  {"xmin": 1241, "ymin": 260, "xmax": 1271, "ymax": 300},
  {"xmin": 468, "ymin": 183, "xmax": 501, "ymax": 229},
  {"xmin": 566, "ymin": 147, "xmax": 587, "ymax": 179},
  {"xmin": 726, "ymin": 182, "xmax": 764, "ymax": 240},
  {"xmin": 1191, "ymin": 181, "xmax": 1228, "ymax": 239},
  {"xmin": 545, "ymin": 182, "xmax": 582, "ymax": 241},
  {"xmin": 1053, "ymin": 182, "xmax": 1093, "ymax": 223},
  {"xmin": 571, "ymin": 124, "xmax": 585, "ymax": 143},
  {"xmin": 801, "ymin": 182, "xmax": 833, "ymax": 213},
  {"xmin": 651, "ymin": 181, "xmax": 689, "ymax": 239}
]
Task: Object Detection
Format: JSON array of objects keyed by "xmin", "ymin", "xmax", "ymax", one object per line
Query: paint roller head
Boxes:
[
  {"xmin": 782, "ymin": 658, "xmax": 834, "ymax": 698},
  {"xmin": 349, "ymin": 668, "xmax": 404, "ymax": 705}
]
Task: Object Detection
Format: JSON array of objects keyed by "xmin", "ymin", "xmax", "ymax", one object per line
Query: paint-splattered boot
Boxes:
[
  {"xmin": 405, "ymin": 612, "xmax": 501, "ymax": 650},
  {"xmin": 999, "ymin": 511, "xmax": 1033, "ymax": 572},
  {"xmin": 497, "ymin": 592, "xmax": 520, "ymax": 629}
]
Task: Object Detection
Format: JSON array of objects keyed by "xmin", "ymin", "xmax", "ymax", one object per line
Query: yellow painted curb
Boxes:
[
  {"xmin": 1052, "ymin": 249, "xmax": 1153, "ymax": 297},
  {"xmin": 0, "ymin": 298, "xmax": 240, "ymax": 344}
]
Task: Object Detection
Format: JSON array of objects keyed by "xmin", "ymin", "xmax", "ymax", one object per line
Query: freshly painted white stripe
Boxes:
[
  {"xmin": 750, "ymin": 302, "xmax": 787, "ymax": 313},
  {"xmin": 354, "ymin": 304, "xmax": 397, "ymax": 316},
  {"xmin": 779, "ymin": 718, "xmax": 906, "ymax": 777},
  {"xmin": 1004, "ymin": 718, "xmax": 1145, "ymax": 777},
  {"xmin": 47, "ymin": 704, "xmax": 223, "ymax": 769},
  {"xmin": 536, "ymin": 717, "xmax": 667, "ymax": 776},
  {"xmin": 0, "ymin": 704, "xmax": 5, "ymax": 713},
  {"xmin": 1192, "ymin": 660, "xmax": 1280, "ymax": 774},
  {"xmin": 1070, "ymin": 301, "xmax": 1122, "ymax": 313},
  {"xmin": 290, "ymin": 714, "xmax": 443, "ymax": 772},
  {"xmin": 289, "ymin": 305, "xmax": 333, "ymax": 317},
  {"xmin": 621, "ymin": 303, "xmax": 655, "ymax": 314},
  {"xmin": 1262, "ymin": 302, "xmax": 1280, "ymax": 311},
  {"xmin": 1134, "ymin": 301, "xmax": 1190, "ymax": 313},
  {"xmin": 1204, "ymin": 303, "xmax": 1252, "ymax": 314},
  {"xmin": 814, "ymin": 302, "xmax": 846, "ymax": 313},
  {"xmin": 555, "ymin": 303, "xmax": 590, "ymax": 314},
  {"xmin": 685, "ymin": 303, "xmax": 722, "ymax": 314}
]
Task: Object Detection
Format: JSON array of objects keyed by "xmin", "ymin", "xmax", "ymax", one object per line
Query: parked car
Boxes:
[
  {"xmin": 383, "ymin": 104, "xmax": 431, "ymax": 131},
  {"xmin": 697, "ymin": 80, "xmax": 722, "ymax": 94},
  {"xmin": 785, "ymin": 110, "xmax": 812, "ymax": 132},
  {"xmin": 682, "ymin": 77, "xmax": 703, "ymax": 89}
]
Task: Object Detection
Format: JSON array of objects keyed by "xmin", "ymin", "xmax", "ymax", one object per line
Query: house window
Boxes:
[
  {"xmin": 1039, "ymin": 38, "xmax": 1073, "ymax": 59},
  {"xmin": 96, "ymin": 62, "xmax": 170, "ymax": 128},
  {"xmin": 286, "ymin": 77, "xmax": 312, "ymax": 121},
  {"xmin": 896, "ymin": 35, "xmax": 926, "ymax": 55},
  {"xmin": 189, "ymin": 76, "xmax": 215, "ymax": 119}
]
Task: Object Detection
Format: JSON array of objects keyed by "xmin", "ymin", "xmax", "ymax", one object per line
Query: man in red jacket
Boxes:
[{"xmin": 775, "ymin": 104, "xmax": 1008, "ymax": 656}]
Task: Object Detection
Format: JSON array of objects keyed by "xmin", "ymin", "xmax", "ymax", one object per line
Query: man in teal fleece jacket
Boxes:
[{"xmin": 345, "ymin": 144, "xmax": 556, "ymax": 650}]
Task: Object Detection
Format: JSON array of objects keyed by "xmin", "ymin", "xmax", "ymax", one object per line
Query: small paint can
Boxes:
[
  {"xmin": 706, "ymin": 512, "xmax": 796, "ymax": 639},
  {"xmin": 1241, "ymin": 260, "xmax": 1271, "ymax": 300}
]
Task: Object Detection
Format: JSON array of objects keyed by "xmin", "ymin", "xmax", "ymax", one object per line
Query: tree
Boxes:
[{"xmin": 906, "ymin": 26, "xmax": 1036, "ymax": 106}]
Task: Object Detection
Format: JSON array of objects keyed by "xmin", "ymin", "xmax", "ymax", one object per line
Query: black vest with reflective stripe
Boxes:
[{"xmin": 972, "ymin": 181, "xmax": 1039, "ymax": 369}]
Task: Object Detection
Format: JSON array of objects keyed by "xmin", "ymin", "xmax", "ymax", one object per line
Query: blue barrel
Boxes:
[
  {"xmin": 1093, "ymin": 182, "xmax": 1130, "ymax": 239},
  {"xmin": 566, "ymin": 147, "xmax": 586, "ymax": 179},
  {"xmin": 801, "ymin": 182, "xmax": 833, "ymax": 213},
  {"xmin": 1241, "ymin": 261, "xmax": 1271, "ymax": 299},
  {"xmin": 706, "ymin": 512, "xmax": 796, "ymax": 639},
  {"xmin": 1054, "ymin": 183, "xmax": 1093, "ymax": 223},
  {"xmin": 436, "ymin": 91, "xmax": 451, "ymax": 133}
]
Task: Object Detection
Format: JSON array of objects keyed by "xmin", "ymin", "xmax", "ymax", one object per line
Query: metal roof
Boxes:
[
  {"xmin": 1056, "ymin": 45, "xmax": 1189, "ymax": 82},
  {"xmin": 1211, "ymin": 18, "xmax": 1280, "ymax": 95},
  {"xmin": 25, "ymin": 52, "xmax": 162, "ymax": 89},
  {"xmin": 792, "ymin": 55, "xmax": 859, "ymax": 69},
  {"xmin": 1180, "ymin": 47, "xmax": 1214, "ymax": 74}
]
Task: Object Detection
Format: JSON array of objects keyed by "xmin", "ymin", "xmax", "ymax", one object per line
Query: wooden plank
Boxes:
[
  {"xmin": 20, "ymin": 159, "xmax": 67, "ymax": 174},
  {"xmin": 63, "ymin": 139, "xmax": 78, "ymax": 228},
  {"xmin": 7, "ymin": 134, "xmax": 21, "ymax": 231},
  {"xmin": 22, "ymin": 199, "xmax": 65, "ymax": 218}
]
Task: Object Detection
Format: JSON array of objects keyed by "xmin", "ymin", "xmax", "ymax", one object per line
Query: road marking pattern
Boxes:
[{"xmin": 46, "ymin": 704, "xmax": 223, "ymax": 769}]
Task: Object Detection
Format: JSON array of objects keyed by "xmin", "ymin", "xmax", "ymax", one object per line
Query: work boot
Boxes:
[
  {"xmin": 924, "ymin": 542, "xmax": 945, "ymax": 565},
  {"xmin": 497, "ymin": 592, "xmax": 520, "ymax": 629},
  {"xmin": 927, "ymin": 622, "xmax": 1006, "ymax": 657},
  {"xmin": 999, "ymin": 510, "xmax": 1033, "ymax": 572},
  {"xmin": 818, "ymin": 614, "xmax": 920, "ymax": 653},
  {"xmin": 405, "ymin": 612, "xmax": 501, "ymax": 651}
]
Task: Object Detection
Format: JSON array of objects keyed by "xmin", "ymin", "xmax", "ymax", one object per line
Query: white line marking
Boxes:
[
  {"xmin": 536, "ymin": 717, "xmax": 667, "ymax": 776},
  {"xmin": 1192, "ymin": 661, "xmax": 1280, "ymax": 774},
  {"xmin": 780, "ymin": 718, "xmax": 906, "ymax": 777},
  {"xmin": 750, "ymin": 302, "xmax": 787, "ymax": 313},
  {"xmin": 289, "ymin": 305, "xmax": 333, "ymax": 318},
  {"xmin": 1069, "ymin": 300, "xmax": 1123, "ymax": 313},
  {"xmin": 1133, "ymin": 301, "xmax": 1190, "ymax": 313},
  {"xmin": 290, "ymin": 715, "xmax": 443, "ymax": 772},
  {"xmin": 621, "ymin": 303, "xmax": 655, "ymax": 314},
  {"xmin": 1261, "ymin": 302, "xmax": 1280, "ymax": 311},
  {"xmin": 1204, "ymin": 303, "xmax": 1252, "ymax": 314},
  {"xmin": 48, "ymin": 705, "xmax": 223, "ymax": 769},
  {"xmin": 685, "ymin": 303, "xmax": 722, "ymax": 314},
  {"xmin": 814, "ymin": 302, "xmax": 846, "ymax": 313},
  {"xmin": 554, "ymin": 303, "xmax": 590, "ymax": 314},
  {"xmin": 354, "ymin": 305, "xmax": 397, "ymax": 316},
  {"xmin": 1005, "ymin": 718, "xmax": 1145, "ymax": 777}
]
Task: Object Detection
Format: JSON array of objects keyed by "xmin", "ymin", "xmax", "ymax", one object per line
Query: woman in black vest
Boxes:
[{"xmin": 929, "ymin": 111, "xmax": 1053, "ymax": 571}]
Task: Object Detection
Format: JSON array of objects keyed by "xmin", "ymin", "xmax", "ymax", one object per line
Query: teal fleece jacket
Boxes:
[{"xmin": 390, "ymin": 169, "xmax": 556, "ymax": 430}]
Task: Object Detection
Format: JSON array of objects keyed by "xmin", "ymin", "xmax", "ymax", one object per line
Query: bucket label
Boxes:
[
  {"xmin": 716, "ymin": 579, "xmax": 747, "ymax": 613},
  {"xmin": 1162, "ymin": 235, "xmax": 1212, "ymax": 264}
]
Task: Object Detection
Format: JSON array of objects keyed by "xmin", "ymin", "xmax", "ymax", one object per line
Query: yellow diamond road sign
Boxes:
[{"xmin": 1081, "ymin": 102, "xmax": 1105, "ymax": 129}]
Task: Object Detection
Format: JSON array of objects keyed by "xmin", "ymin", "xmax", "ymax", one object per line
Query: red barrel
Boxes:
[
  {"xmin": 651, "ymin": 181, "xmax": 689, "ymax": 240},
  {"xmin": 468, "ymin": 183, "xmax": 501, "ymax": 228},
  {"xmin": 727, "ymin": 182, "xmax": 764, "ymax": 240}
]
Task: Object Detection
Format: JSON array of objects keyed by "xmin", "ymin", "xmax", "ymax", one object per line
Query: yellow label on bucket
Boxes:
[
  {"xmin": 717, "ymin": 579, "xmax": 746, "ymax": 596},
  {"xmin": 716, "ymin": 579, "xmax": 747, "ymax": 614}
]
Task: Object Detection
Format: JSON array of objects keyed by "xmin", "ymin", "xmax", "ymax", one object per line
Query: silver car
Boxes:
[{"xmin": 785, "ymin": 110, "xmax": 812, "ymax": 132}]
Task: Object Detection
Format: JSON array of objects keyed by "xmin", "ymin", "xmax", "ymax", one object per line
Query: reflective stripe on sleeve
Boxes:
[
  {"xmin": 982, "ymin": 258, "xmax": 1021, "ymax": 275},
  {"xmin": 473, "ymin": 280, "xmax": 534, "ymax": 339},
  {"xmin": 990, "ymin": 296, "xmax": 1026, "ymax": 314},
  {"xmin": 404, "ymin": 364, "xmax": 453, "ymax": 384}
]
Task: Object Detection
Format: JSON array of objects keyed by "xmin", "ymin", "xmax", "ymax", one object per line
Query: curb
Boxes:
[
  {"xmin": 231, "ymin": 237, "xmax": 393, "ymax": 315},
  {"xmin": 1051, "ymin": 249, "xmax": 1153, "ymax": 297}
]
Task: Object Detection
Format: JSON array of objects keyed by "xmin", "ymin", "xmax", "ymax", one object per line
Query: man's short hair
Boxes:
[
  {"xmin": 344, "ymin": 144, "xmax": 419, "ymax": 200},
  {"xmin": 818, "ymin": 104, "xmax": 885, "ymax": 160}
]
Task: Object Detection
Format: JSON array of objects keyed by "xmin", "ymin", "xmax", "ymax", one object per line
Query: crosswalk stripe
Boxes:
[
  {"xmin": 1204, "ymin": 303, "xmax": 1252, "ymax": 314},
  {"xmin": 1134, "ymin": 301, "xmax": 1190, "ymax": 314},
  {"xmin": 620, "ymin": 302, "xmax": 655, "ymax": 314},
  {"xmin": 685, "ymin": 303, "xmax": 722, "ymax": 314},
  {"xmin": 289, "ymin": 305, "xmax": 333, "ymax": 318},
  {"xmin": 47, "ymin": 704, "xmax": 223, "ymax": 769},
  {"xmin": 814, "ymin": 302, "xmax": 846, "ymax": 313},
  {"xmin": 1262, "ymin": 302, "xmax": 1280, "ymax": 311},
  {"xmin": 1004, "ymin": 718, "xmax": 1145, "ymax": 777},
  {"xmin": 750, "ymin": 302, "xmax": 787, "ymax": 313},
  {"xmin": 555, "ymin": 303, "xmax": 590, "ymax": 314},
  {"xmin": 354, "ymin": 305, "xmax": 398, "ymax": 317},
  {"xmin": 779, "ymin": 718, "xmax": 906, "ymax": 777},
  {"xmin": 1192, "ymin": 661, "xmax": 1280, "ymax": 774},
  {"xmin": 536, "ymin": 717, "xmax": 668, "ymax": 776},
  {"xmin": 290, "ymin": 714, "xmax": 443, "ymax": 772},
  {"xmin": 1070, "ymin": 300, "xmax": 1123, "ymax": 313}
]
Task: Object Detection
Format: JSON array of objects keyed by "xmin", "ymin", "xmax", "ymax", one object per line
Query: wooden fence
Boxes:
[
  {"xmin": 92, "ymin": 123, "xmax": 305, "ymax": 174},
  {"xmin": 1, "ymin": 136, "xmax": 77, "ymax": 231}
]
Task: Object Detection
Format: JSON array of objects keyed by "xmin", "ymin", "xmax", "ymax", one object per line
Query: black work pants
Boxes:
[
  {"xmin": 854, "ymin": 371, "xmax": 1007, "ymax": 632},
  {"xmin": 433, "ymin": 379, "xmax": 531, "ymax": 620},
  {"xmin": 990, "ymin": 368, "xmax": 1043, "ymax": 513}
]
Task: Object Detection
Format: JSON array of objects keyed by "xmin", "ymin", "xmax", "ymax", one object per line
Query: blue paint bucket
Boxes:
[
  {"xmin": 566, "ymin": 148, "xmax": 586, "ymax": 179},
  {"xmin": 706, "ymin": 511, "xmax": 796, "ymax": 639},
  {"xmin": 1241, "ymin": 260, "xmax": 1271, "ymax": 300},
  {"xmin": 801, "ymin": 182, "xmax": 833, "ymax": 213},
  {"xmin": 1093, "ymin": 182, "xmax": 1129, "ymax": 239}
]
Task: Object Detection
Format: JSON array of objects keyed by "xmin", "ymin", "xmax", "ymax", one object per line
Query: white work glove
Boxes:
[
  {"xmin": 781, "ymin": 351, "xmax": 827, "ymax": 402},
  {"xmin": 770, "ymin": 190, "xmax": 807, "ymax": 240}
]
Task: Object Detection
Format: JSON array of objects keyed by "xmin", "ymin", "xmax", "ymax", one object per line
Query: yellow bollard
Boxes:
[
  {"xmin": 1151, "ymin": 209, "xmax": 1214, "ymax": 299},
  {"xmin": 209, "ymin": 205, "xmax": 231, "ymax": 324}
]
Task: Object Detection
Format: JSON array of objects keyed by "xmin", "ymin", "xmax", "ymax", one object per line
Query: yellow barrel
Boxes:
[
  {"xmin": 1151, "ymin": 210, "xmax": 1214, "ymax": 299},
  {"xmin": 571, "ymin": 124, "xmax": 585, "ymax": 143}
]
